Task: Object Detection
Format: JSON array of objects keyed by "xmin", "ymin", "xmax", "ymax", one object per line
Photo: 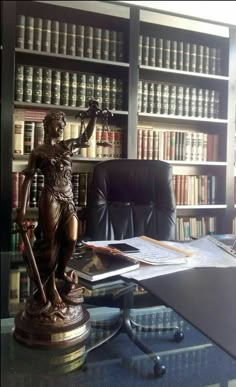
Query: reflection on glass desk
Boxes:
[{"xmin": 1, "ymin": 305, "xmax": 236, "ymax": 387}]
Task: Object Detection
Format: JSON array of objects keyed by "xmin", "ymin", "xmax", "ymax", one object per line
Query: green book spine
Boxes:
[
  {"xmin": 161, "ymin": 84, "xmax": 169, "ymax": 115},
  {"xmin": 209, "ymin": 47, "xmax": 217, "ymax": 75},
  {"xmin": 60, "ymin": 71, "xmax": 69, "ymax": 106},
  {"xmin": 15, "ymin": 64, "xmax": 24, "ymax": 102},
  {"xmin": 16, "ymin": 15, "xmax": 25, "ymax": 49},
  {"xmin": 141, "ymin": 81, "xmax": 148, "ymax": 113},
  {"xmin": 34, "ymin": 122, "xmax": 44, "ymax": 147},
  {"xmin": 163, "ymin": 39, "xmax": 171, "ymax": 69},
  {"xmin": 183, "ymin": 42, "xmax": 190, "ymax": 72},
  {"xmin": 23, "ymin": 65, "xmax": 33, "ymax": 102},
  {"xmin": 59, "ymin": 22, "xmax": 67, "ymax": 55},
  {"xmin": 94, "ymin": 75, "xmax": 103, "ymax": 107},
  {"xmin": 30, "ymin": 172, "xmax": 37, "ymax": 207},
  {"xmin": 51, "ymin": 70, "xmax": 61, "ymax": 105},
  {"xmin": 93, "ymin": 27, "xmax": 102, "ymax": 59},
  {"xmin": 170, "ymin": 40, "xmax": 177, "ymax": 70},
  {"xmin": 109, "ymin": 30, "xmax": 117, "ymax": 62},
  {"xmin": 214, "ymin": 90, "xmax": 220, "ymax": 118},
  {"xmin": 196, "ymin": 88, "xmax": 203, "ymax": 118},
  {"xmin": 51, "ymin": 20, "xmax": 59, "ymax": 54},
  {"xmin": 137, "ymin": 80, "xmax": 142, "ymax": 112},
  {"xmin": 102, "ymin": 76, "xmax": 110, "ymax": 109},
  {"xmin": 176, "ymin": 86, "xmax": 184, "ymax": 116},
  {"xmin": 42, "ymin": 19, "xmax": 51, "ymax": 52},
  {"xmin": 190, "ymin": 43, "xmax": 197, "ymax": 72},
  {"xmin": 69, "ymin": 72, "xmax": 77, "ymax": 107},
  {"xmin": 33, "ymin": 17, "xmax": 42, "ymax": 51},
  {"xmin": 196, "ymin": 44, "xmax": 204, "ymax": 73},
  {"xmin": 177, "ymin": 41, "xmax": 184, "ymax": 70},
  {"xmin": 42, "ymin": 68, "xmax": 52, "ymax": 104},
  {"xmin": 76, "ymin": 25, "xmax": 84, "ymax": 57},
  {"xmin": 142, "ymin": 35, "xmax": 149, "ymax": 66},
  {"xmin": 156, "ymin": 38, "xmax": 163, "ymax": 68},
  {"xmin": 208, "ymin": 89, "xmax": 216, "ymax": 119},
  {"xmin": 32, "ymin": 67, "xmax": 42, "ymax": 103},
  {"xmin": 109, "ymin": 78, "xmax": 117, "ymax": 110},
  {"xmin": 24, "ymin": 121, "xmax": 35, "ymax": 154},
  {"xmin": 117, "ymin": 31, "xmax": 125, "ymax": 62},
  {"xmin": 149, "ymin": 37, "xmax": 156, "ymax": 67},
  {"xmin": 85, "ymin": 74, "xmax": 95, "ymax": 105},
  {"xmin": 183, "ymin": 87, "xmax": 190, "ymax": 116},
  {"xmin": 67, "ymin": 23, "xmax": 76, "ymax": 56},
  {"xmin": 116, "ymin": 79, "xmax": 123, "ymax": 111},
  {"xmin": 216, "ymin": 48, "xmax": 222, "ymax": 75},
  {"xmin": 169, "ymin": 85, "xmax": 177, "ymax": 115},
  {"xmin": 203, "ymin": 46, "xmax": 210, "ymax": 74},
  {"xmin": 147, "ymin": 82, "xmax": 155, "ymax": 113},
  {"xmin": 154, "ymin": 83, "xmax": 162, "ymax": 114},
  {"xmin": 189, "ymin": 87, "xmax": 197, "ymax": 117},
  {"xmin": 203, "ymin": 89, "xmax": 209, "ymax": 118},
  {"xmin": 25, "ymin": 16, "xmax": 34, "ymax": 50},
  {"xmin": 76, "ymin": 73, "xmax": 86, "ymax": 107},
  {"xmin": 84, "ymin": 25, "xmax": 93, "ymax": 58},
  {"xmin": 101, "ymin": 29, "xmax": 109, "ymax": 60},
  {"xmin": 138, "ymin": 35, "xmax": 142, "ymax": 65}
]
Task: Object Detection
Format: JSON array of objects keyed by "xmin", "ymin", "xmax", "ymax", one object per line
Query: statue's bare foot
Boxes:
[{"xmin": 48, "ymin": 287, "xmax": 65, "ymax": 307}]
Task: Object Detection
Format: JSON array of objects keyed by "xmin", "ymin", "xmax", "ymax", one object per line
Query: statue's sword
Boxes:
[{"xmin": 13, "ymin": 223, "xmax": 47, "ymax": 305}]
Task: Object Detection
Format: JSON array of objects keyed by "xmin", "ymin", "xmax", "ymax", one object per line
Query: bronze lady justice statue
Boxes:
[{"xmin": 14, "ymin": 100, "xmax": 101, "ymax": 347}]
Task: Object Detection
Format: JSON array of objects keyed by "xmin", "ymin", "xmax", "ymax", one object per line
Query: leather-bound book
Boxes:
[
  {"xmin": 33, "ymin": 17, "xmax": 42, "ymax": 51},
  {"xmin": 16, "ymin": 15, "xmax": 25, "ymax": 49},
  {"xmin": 25, "ymin": 16, "xmax": 34, "ymax": 50},
  {"xmin": 76, "ymin": 25, "xmax": 84, "ymax": 57},
  {"xmin": 23, "ymin": 65, "xmax": 33, "ymax": 103},
  {"xmin": 42, "ymin": 19, "xmax": 51, "ymax": 52},
  {"xmin": 51, "ymin": 20, "xmax": 59, "ymax": 54},
  {"xmin": 51, "ymin": 70, "xmax": 61, "ymax": 105},
  {"xmin": 32, "ymin": 67, "xmax": 42, "ymax": 103},
  {"xmin": 67, "ymin": 23, "xmax": 76, "ymax": 56}
]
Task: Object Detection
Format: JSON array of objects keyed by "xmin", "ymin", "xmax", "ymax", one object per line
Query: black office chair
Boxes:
[{"xmin": 80, "ymin": 159, "xmax": 183, "ymax": 377}]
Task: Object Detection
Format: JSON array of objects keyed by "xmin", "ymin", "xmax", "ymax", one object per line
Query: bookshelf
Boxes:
[{"xmin": 1, "ymin": 0, "xmax": 236, "ymax": 316}]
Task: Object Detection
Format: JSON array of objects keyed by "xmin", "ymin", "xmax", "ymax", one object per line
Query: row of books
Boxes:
[
  {"xmin": 13, "ymin": 119, "xmax": 124, "ymax": 158},
  {"xmin": 137, "ymin": 128, "xmax": 219, "ymax": 161},
  {"xmin": 12, "ymin": 171, "xmax": 93, "ymax": 209},
  {"xmin": 139, "ymin": 35, "xmax": 222, "ymax": 75},
  {"xmin": 175, "ymin": 216, "xmax": 216, "ymax": 241},
  {"xmin": 15, "ymin": 64, "xmax": 125, "ymax": 110},
  {"xmin": 138, "ymin": 80, "xmax": 220, "ymax": 119},
  {"xmin": 16, "ymin": 15, "xmax": 125, "ymax": 62},
  {"xmin": 173, "ymin": 175, "xmax": 216, "ymax": 205}
]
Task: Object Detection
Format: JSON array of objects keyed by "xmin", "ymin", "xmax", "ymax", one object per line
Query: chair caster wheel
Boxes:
[
  {"xmin": 154, "ymin": 363, "xmax": 166, "ymax": 377},
  {"xmin": 174, "ymin": 330, "xmax": 184, "ymax": 342}
]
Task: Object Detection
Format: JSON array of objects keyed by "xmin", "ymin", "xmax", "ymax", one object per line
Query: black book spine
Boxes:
[
  {"xmin": 93, "ymin": 27, "xmax": 102, "ymax": 60},
  {"xmin": 138, "ymin": 35, "xmax": 142, "ymax": 65},
  {"xmin": 15, "ymin": 64, "xmax": 24, "ymax": 102},
  {"xmin": 116, "ymin": 79, "xmax": 124, "ymax": 110},
  {"xmin": 214, "ymin": 90, "xmax": 220, "ymax": 118},
  {"xmin": 84, "ymin": 26, "xmax": 93, "ymax": 58},
  {"xmin": 76, "ymin": 25, "xmax": 84, "ymax": 57},
  {"xmin": 51, "ymin": 70, "xmax": 61, "ymax": 105},
  {"xmin": 183, "ymin": 43, "xmax": 190, "ymax": 72},
  {"xmin": 16, "ymin": 15, "xmax": 25, "ymax": 49},
  {"xmin": 42, "ymin": 68, "xmax": 52, "ymax": 104},
  {"xmin": 79, "ymin": 173, "xmax": 88, "ymax": 206},
  {"xmin": 25, "ymin": 16, "xmax": 34, "ymax": 50},
  {"xmin": 109, "ymin": 30, "xmax": 117, "ymax": 62},
  {"xmin": 196, "ymin": 44, "xmax": 204, "ymax": 73},
  {"xmin": 101, "ymin": 29, "xmax": 109, "ymax": 61},
  {"xmin": 147, "ymin": 82, "xmax": 155, "ymax": 113},
  {"xmin": 117, "ymin": 31, "xmax": 125, "ymax": 62},
  {"xmin": 94, "ymin": 75, "xmax": 103, "ymax": 107},
  {"xmin": 156, "ymin": 38, "xmax": 163, "ymax": 68},
  {"xmin": 34, "ymin": 122, "xmax": 44, "ymax": 147},
  {"xmin": 190, "ymin": 43, "xmax": 197, "ymax": 72},
  {"xmin": 76, "ymin": 73, "xmax": 86, "ymax": 107},
  {"xmin": 109, "ymin": 78, "xmax": 117, "ymax": 110},
  {"xmin": 142, "ymin": 35, "xmax": 149, "ymax": 66},
  {"xmin": 42, "ymin": 19, "xmax": 51, "ymax": 53},
  {"xmin": 169, "ymin": 85, "xmax": 177, "ymax": 115},
  {"xmin": 51, "ymin": 20, "xmax": 59, "ymax": 54},
  {"xmin": 141, "ymin": 81, "xmax": 148, "ymax": 113},
  {"xmin": 176, "ymin": 85, "xmax": 184, "ymax": 116},
  {"xmin": 196, "ymin": 88, "xmax": 203, "ymax": 118},
  {"xmin": 154, "ymin": 83, "xmax": 162, "ymax": 114},
  {"xmin": 203, "ymin": 46, "xmax": 210, "ymax": 74},
  {"xmin": 60, "ymin": 71, "xmax": 69, "ymax": 106},
  {"xmin": 163, "ymin": 39, "xmax": 171, "ymax": 69},
  {"xmin": 161, "ymin": 84, "xmax": 169, "ymax": 115},
  {"xmin": 170, "ymin": 40, "xmax": 177, "ymax": 70},
  {"xmin": 69, "ymin": 72, "xmax": 77, "ymax": 107},
  {"xmin": 189, "ymin": 87, "xmax": 197, "ymax": 117},
  {"xmin": 216, "ymin": 48, "xmax": 222, "ymax": 75},
  {"xmin": 32, "ymin": 67, "xmax": 42, "ymax": 103},
  {"xmin": 102, "ymin": 77, "xmax": 110, "ymax": 109},
  {"xmin": 59, "ymin": 22, "xmax": 67, "ymax": 55},
  {"xmin": 85, "ymin": 74, "xmax": 95, "ymax": 105},
  {"xmin": 203, "ymin": 89, "xmax": 209, "ymax": 118},
  {"xmin": 23, "ymin": 65, "xmax": 33, "ymax": 102},
  {"xmin": 67, "ymin": 23, "xmax": 76, "ymax": 56},
  {"xmin": 209, "ymin": 47, "xmax": 217, "ymax": 75},
  {"xmin": 209, "ymin": 89, "xmax": 216, "ymax": 119},
  {"xmin": 183, "ymin": 87, "xmax": 190, "ymax": 116},
  {"xmin": 30, "ymin": 173, "xmax": 37, "ymax": 207},
  {"xmin": 24, "ymin": 121, "xmax": 35, "ymax": 154},
  {"xmin": 137, "ymin": 80, "xmax": 142, "ymax": 112},
  {"xmin": 177, "ymin": 41, "xmax": 184, "ymax": 71},
  {"xmin": 33, "ymin": 17, "xmax": 42, "ymax": 51},
  {"xmin": 149, "ymin": 37, "xmax": 156, "ymax": 67}
]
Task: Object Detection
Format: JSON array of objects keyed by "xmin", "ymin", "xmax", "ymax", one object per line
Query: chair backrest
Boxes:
[{"xmin": 85, "ymin": 159, "xmax": 176, "ymax": 241}]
